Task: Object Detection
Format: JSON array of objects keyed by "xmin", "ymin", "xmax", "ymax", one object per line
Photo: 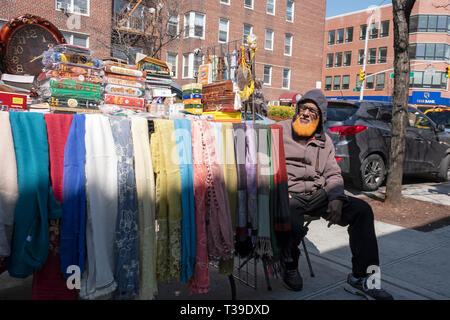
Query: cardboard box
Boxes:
[{"xmin": 0, "ymin": 91, "xmax": 28, "ymax": 111}]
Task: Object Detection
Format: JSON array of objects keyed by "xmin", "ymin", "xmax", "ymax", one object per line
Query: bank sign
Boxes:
[{"xmin": 411, "ymin": 91, "xmax": 441, "ymax": 105}]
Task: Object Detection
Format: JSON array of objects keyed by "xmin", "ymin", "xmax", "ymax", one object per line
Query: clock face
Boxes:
[{"xmin": 5, "ymin": 24, "xmax": 60, "ymax": 75}]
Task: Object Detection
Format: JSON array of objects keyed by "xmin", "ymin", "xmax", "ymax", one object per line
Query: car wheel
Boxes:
[
  {"xmin": 437, "ymin": 154, "xmax": 450, "ymax": 182},
  {"xmin": 355, "ymin": 154, "xmax": 386, "ymax": 191}
]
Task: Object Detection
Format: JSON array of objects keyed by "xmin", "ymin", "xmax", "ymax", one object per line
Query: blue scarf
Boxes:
[
  {"xmin": 174, "ymin": 119, "xmax": 196, "ymax": 283},
  {"xmin": 60, "ymin": 114, "xmax": 86, "ymax": 278},
  {"xmin": 109, "ymin": 117, "xmax": 140, "ymax": 299},
  {"xmin": 4, "ymin": 112, "xmax": 62, "ymax": 278}
]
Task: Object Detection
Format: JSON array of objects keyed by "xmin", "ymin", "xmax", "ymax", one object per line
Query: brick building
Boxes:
[
  {"xmin": 157, "ymin": 0, "xmax": 326, "ymax": 103},
  {"xmin": 323, "ymin": 0, "xmax": 449, "ymax": 107},
  {"xmin": 0, "ymin": 0, "xmax": 112, "ymax": 59}
]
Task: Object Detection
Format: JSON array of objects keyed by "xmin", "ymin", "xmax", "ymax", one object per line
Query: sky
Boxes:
[{"xmin": 326, "ymin": 0, "xmax": 393, "ymax": 18}]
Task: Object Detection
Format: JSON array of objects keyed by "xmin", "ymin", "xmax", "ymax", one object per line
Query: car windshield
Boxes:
[
  {"xmin": 327, "ymin": 102, "xmax": 359, "ymax": 121},
  {"xmin": 426, "ymin": 111, "xmax": 450, "ymax": 127}
]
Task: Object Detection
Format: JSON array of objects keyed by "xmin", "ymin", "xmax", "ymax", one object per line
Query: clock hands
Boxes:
[{"xmin": 28, "ymin": 54, "xmax": 43, "ymax": 63}]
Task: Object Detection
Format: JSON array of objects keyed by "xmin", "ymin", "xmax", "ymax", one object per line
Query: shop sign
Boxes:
[{"xmin": 411, "ymin": 91, "xmax": 441, "ymax": 105}]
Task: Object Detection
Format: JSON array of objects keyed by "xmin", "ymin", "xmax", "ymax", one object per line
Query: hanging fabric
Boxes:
[
  {"xmin": 109, "ymin": 117, "xmax": 140, "ymax": 300},
  {"xmin": 80, "ymin": 114, "xmax": 118, "ymax": 300},
  {"xmin": 151, "ymin": 119, "xmax": 182, "ymax": 282},
  {"xmin": 32, "ymin": 113, "xmax": 77, "ymax": 300},
  {"xmin": 3, "ymin": 112, "xmax": 63, "ymax": 278},
  {"xmin": 174, "ymin": 119, "xmax": 196, "ymax": 283},
  {"xmin": 0, "ymin": 112, "xmax": 18, "ymax": 259},
  {"xmin": 60, "ymin": 114, "xmax": 87, "ymax": 278},
  {"xmin": 245, "ymin": 123, "xmax": 258, "ymax": 237},
  {"xmin": 131, "ymin": 118, "xmax": 157, "ymax": 300},
  {"xmin": 255, "ymin": 124, "xmax": 273, "ymax": 259}
]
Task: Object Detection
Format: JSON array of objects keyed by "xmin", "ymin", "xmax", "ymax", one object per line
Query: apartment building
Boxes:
[
  {"xmin": 0, "ymin": 0, "xmax": 112, "ymax": 58},
  {"xmin": 323, "ymin": 0, "xmax": 449, "ymax": 107},
  {"xmin": 157, "ymin": 0, "xmax": 326, "ymax": 103}
]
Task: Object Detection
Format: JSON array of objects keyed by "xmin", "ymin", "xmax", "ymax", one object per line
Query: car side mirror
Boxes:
[{"xmin": 436, "ymin": 124, "xmax": 445, "ymax": 132}]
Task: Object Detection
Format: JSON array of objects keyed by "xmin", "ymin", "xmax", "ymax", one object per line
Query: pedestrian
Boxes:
[{"xmin": 278, "ymin": 89, "xmax": 393, "ymax": 300}]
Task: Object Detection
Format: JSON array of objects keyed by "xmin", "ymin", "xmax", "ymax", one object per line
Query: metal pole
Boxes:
[{"xmin": 360, "ymin": 15, "xmax": 373, "ymax": 100}]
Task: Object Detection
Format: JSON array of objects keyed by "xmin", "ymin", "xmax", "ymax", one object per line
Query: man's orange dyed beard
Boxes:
[{"xmin": 292, "ymin": 116, "xmax": 320, "ymax": 138}]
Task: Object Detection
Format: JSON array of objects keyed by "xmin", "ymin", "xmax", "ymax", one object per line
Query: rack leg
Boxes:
[
  {"xmin": 261, "ymin": 259, "xmax": 272, "ymax": 291},
  {"xmin": 228, "ymin": 275, "xmax": 237, "ymax": 300},
  {"xmin": 302, "ymin": 239, "xmax": 315, "ymax": 277}
]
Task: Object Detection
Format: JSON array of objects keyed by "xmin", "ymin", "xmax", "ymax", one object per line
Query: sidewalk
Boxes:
[{"xmin": 1, "ymin": 182, "xmax": 449, "ymax": 300}]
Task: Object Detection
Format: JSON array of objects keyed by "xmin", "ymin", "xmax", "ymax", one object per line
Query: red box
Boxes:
[{"xmin": 0, "ymin": 91, "xmax": 28, "ymax": 111}]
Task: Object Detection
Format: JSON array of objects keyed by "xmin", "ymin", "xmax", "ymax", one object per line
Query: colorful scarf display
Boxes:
[
  {"xmin": 32, "ymin": 113, "xmax": 77, "ymax": 300},
  {"xmin": 150, "ymin": 119, "xmax": 182, "ymax": 282},
  {"xmin": 80, "ymin": 114, "xmax": 118, "ymax": 300},
  {"xmin": 60, "ymin": 114, "xmax": 87, "ymax": 278},
  {"xmin": 109, "ymin": 117, "xmax": 140, "ymax": 300},
  {"xmin": 174, "ymin": 119, "xmax": 196, "ymax": 283},
  {"xmin": 0, "ymin": 112, "xmax": 18, "ymax": 258},
  {"xmin": 4, "ymin": 112, "xmax": 62, "ymax": 278},
  {"xmin": 245, "ymin": 123, "xmax": 258, "ymax": 236},
  {"xmin": 131, "ymin": 119, "xmax": 157, "ymax": 300}
]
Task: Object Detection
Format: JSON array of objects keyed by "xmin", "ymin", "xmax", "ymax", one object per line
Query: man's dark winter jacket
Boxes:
[{"xmin": 279, "ymin": 89, "xmax": 347, "ymax": 202}]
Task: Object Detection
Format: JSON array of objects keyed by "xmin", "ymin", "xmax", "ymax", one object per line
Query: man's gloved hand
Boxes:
[{"xmin": 326, "ymin": 199, "xmax": 343, "ymax": 228}]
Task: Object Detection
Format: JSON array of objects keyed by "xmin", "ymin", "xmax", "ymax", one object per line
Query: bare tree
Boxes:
[
  {"xmin": 385, "ymin": 0, "xmax": 416, "ymax": 204},
  {"xmin": 97, "ymin": 0, "xmax": 186, "ymax": 63}
]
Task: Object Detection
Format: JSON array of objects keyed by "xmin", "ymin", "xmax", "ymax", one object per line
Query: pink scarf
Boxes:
[{"xmin": 31, "ymin": 114, "xmax": 77, "ymax": 300}]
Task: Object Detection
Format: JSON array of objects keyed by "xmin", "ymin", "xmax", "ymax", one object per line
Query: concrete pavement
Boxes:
[{"xmin": 1, "ymin": 181, "xmax": 449, "ymax": 300}]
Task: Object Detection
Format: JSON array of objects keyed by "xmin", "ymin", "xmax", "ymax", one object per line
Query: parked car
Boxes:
[
  {"xmin": 242, "ymin": 112, "xmax": 276, "ymax": 124},
  {"xmin": 424, "ymin": 107, "xmax": 450, "ymax": 133},
  {"xmin": 325, "ymin": 100, "xmax": 450, "ymax": 191}
]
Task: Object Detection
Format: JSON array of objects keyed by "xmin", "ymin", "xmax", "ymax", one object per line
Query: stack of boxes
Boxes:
[
  {"xmin": 102, "ymin": 59, "xmax": 147, "ymax": 113},
  {"xmin": 201, "ymin": 80, "xmax": 241, "ymax": 122},
  {"xmin": 182, "ymin": 83, "xmax": 203, "ymax": 114},
  {"xmin": 38, "ymin": 44, "xmax": 104, "ymax": 112}
]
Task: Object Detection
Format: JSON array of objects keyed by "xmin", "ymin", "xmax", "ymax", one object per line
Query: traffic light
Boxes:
[
  {"xmin": 359, "ymin": 69, "xmax": 366, "ymax": 82},
  {"xmin": 446, "ymin": 66, "xmax": 449, "ymax": 78}
]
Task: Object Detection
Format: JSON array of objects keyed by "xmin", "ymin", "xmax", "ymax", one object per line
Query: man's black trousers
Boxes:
[{"xmin": 283, "ymin": 190, "xmax": 380, "ymax": 278}]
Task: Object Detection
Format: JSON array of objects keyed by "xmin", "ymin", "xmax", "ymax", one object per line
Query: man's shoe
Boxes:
[
  {"xmin": 344, "ymin": 273, "xmax": 394, "ymax": 300},
  {"xmin": 282, "ymin": 268, "xmax": 303, "ymax": 292}
]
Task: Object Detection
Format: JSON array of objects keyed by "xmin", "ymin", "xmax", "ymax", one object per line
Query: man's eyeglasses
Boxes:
[{"xmin": 298, "ymin": 105, "xmax": 319, "ymax": 116}]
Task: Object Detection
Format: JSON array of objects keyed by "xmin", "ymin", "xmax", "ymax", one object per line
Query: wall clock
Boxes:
[{"xmin": 0, "ymin": 14, "xmax": 66, "ymax": 76}]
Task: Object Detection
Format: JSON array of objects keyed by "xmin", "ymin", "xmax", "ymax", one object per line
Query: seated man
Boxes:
[{"xmin": 278, "ymin": 89, "xmax": 393, "ymax": 300}]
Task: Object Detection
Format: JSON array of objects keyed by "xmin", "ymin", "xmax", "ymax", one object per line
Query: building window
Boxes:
[
  {"xmin": 343, "ymin": 51, "xmax": 352, "ymax": 66},
  {"xmin": 166, "ymin": 52, "xmax": 178, "ymax": 78},
  {"xmin": 184, "ymin": 12, "xmax": 206, "ymax": 39},
  {"xmin": 368, "ymin": 48, "xmax": 377, "ymax": 64},
  {"xmin": 220, "ymin": 0, "xmax": 230, "ymax": 4},
  {"xmin": 334, "ymin": 52, "xmax": 343, "ymax": 67},
  {"xmin": 328, "ymin": 30, "xmax": 335, "ymax": 45},
  {"xmin": 61, "ymin": 31, "xmax": 89, "ymax": 47},
  {"xmin": 376, "ymin": 73, "xmax": 385, "ymax": 90},
  {"xmin": 263, "ymin": 65, "xmax": 272, "ymax": 85},
  {"xmin": 326, "ymin": 53, "xmax": 334, "ymax": 68},
  {"xmin": 366, "ymin": 74, "xmax": 374, "ymax": 89},
  {"xmin": 183, "ymin": 54, "xmax": 190, "ymax": 78},
  {"xmin": 360, "ymin": 24, "xmax": 367, "ymax": 40},
  {"xmin": 167, "ymin": 13, "xmax": 179, "ymax": 38},
  {"xmin": 282, "ymin": 68, "xmax": 290, "ymax": 89},
  {"xmin": 333, "ymin": 76, "xmax": 341, "ymax": 90},
  {"xmin": 410, "ymin": 43, "xmax": 449, "ymax": 61},
  {"xmin": 219, "ymin": 18, "xmax": 229, "ymax": 43},
  {"xmin": 342, "ymin": 75, "xmax": 350, "ymax": 90},
  {"xmin": 410, "ymin": 15, "xmax": 449, "ymax": 33},
  {"xmin": 243, "ymin": 24, "xmax": 253, "ymax": 44},
  {"xmin": 380, "ymin": 20, "xmax": 390, "ymax": 37},
  {"xmin": 267, "ymin": 0, "xmax": 275, "ymax": 15},
  {"xmin": 358, "ymin": 49, "xmax": 364, "ymax": 65},
  {"xmin": 336, "ymin": 28, "xmax": 344, "ymax": 44},
  {"xmin": 378, "ymin": 47, "xmax": 387, "ymax": 63},
  {"xmin": 244, "ymin": 0, "xmax": 253, "ymax": 9},
  {"xmin": 345, "ymin": 27, "xmax": 353, "ymax": 43},
  {"xmin": 410, "ymin": 71, "xmax": 447, "ymax": 89},
  {"xmin": 265, "ymin": 29, "xmax": 274, "ymax": 50},
  {"xmin": 56, "ymin": 0, "xmax": 89, "ymax": 15},
  {"xmin": 325, "ymin": 76, "xmax": 332, "ymax": 91},
  {"xmin": 369, "ymin": 22, "xmax": 379, "ymax": 39},
  {"xmin": 284, "ymin": 34, "xmax": 292, "ymax": 56},
  {"xmin": 286, "ymin": 0, "xmax": 294, "ymax": 22},
  {"xmin": 193, "ymin": 53, "xmax": 203, "ymax": 78}
]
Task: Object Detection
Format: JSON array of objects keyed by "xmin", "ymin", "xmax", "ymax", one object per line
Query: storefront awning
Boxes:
[{"xmin": 279, "ymin": 93, "xmax": 302, "ymax": 103}]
